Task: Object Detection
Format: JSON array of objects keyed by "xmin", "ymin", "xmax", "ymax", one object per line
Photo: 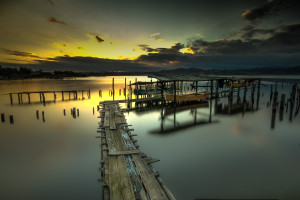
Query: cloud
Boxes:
[
  {"xmin": 47, "ymin": 17, "xmax": 66, "ymax": 25},
  {"xmin": 95, "ymin": 36, "xmax": 104, "ymax": 43},
  {"xmin": 151, "ymin": 32, "xmax": 161, "ymax": 40},
  {"xmin": 241, "ymin": 0, "xmax": 287, "ymax": 23},
  {"xmin": 48, "ymin": 0, "xmax": 55, "ymax": 6},
  {"xmin": 1, "ymin": 49, "xmax": 43, "ymax": 59}
]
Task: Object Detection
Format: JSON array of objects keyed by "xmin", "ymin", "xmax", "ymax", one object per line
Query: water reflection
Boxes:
[{"xmin": 0, "ymin": 76, "xmax": 300, "ymax": 200}]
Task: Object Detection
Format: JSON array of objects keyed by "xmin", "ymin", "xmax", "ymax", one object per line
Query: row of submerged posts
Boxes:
[
  {"xmin": 9, "ymin": 89, "xmax": 91, "ymax": 105},
  {"xmin": 270, "ymin": 82, "xmax": 299, "ymax": 129},
  {"xmin": 1, "ymin": 113, "xmax": 14, "ymax": 124}
]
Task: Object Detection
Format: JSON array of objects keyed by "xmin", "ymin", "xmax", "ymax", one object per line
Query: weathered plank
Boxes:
[
  {"xmin": 106, "ymin": 129, "xmax": 128, "ymax": 153},
  {"xmin": 132, "ymin": 155, "xmax": 169, "ymax": 200},
  {"xmin": 108, "ymin": 150, "xmax": 140, "ymax": 156},
  {"xmin": 104, "ymin": 110, "xmax": 110, "ymax": 127},
  {"xmin": 104, "ymin": 156, "xmax": 136, "ymax": 200},
  {"xmin": 109, "ymin": 105, "xmax": 117, "ymax": 130}
]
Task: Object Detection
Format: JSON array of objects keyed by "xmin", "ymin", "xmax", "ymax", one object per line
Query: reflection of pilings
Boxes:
[
  {"xmin": 271, "ymin": 91, "xmax": 278, "ymax": 129},
  {"xmin": 77, "ymin": 109, "xmax": 79, "ymax": 117},
  {"xmin": 93, "ymin": 107, "xmax": 95, "ymax": 115},
  {"xmin": 1, "ymin": 113, "xmax": 5, "ymax": 122},
  {"xmin": 36, "ymin": 110, "xmax": 39, "ymax": 119},
  {"xmin": 279, "ymin": 94, "xmax": 286, "ymax": 121},
  {"xmin": 63, "ymin": 109, "xmax": 66, "ymax": 116}
]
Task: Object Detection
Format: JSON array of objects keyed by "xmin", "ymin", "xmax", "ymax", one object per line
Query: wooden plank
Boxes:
[
  {"xmin": 132, "ymin": 155, "xmax": 168, "ymax": 200},
  {"xmin": 106, "ymin": 129, "xmax": 128, "ymax": 153},
  {"xmin": 108, "ymin": 150, "xmax": 140, "ymax": 156},
  {"xmin": 109, "ymin": 105, "xmax": 117, "ymax": 130},
  {"xmin": 104, "ymin": 156, "xmax": 136, "ymax": 200},
  {"xmin": 104, "ymin": 110, "xmax": 110, "ymax": 127}
]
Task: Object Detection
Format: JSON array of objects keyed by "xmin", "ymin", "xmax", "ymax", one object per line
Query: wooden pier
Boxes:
[
  {"xmin": 98, "ymin": 102, "xmax": 175, "ymax": 200},
  {"xmin": 8, "ymin": 89, "xmax": 90, "ymax": 104}
]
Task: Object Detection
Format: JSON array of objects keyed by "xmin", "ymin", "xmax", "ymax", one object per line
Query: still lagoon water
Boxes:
[{"xmin": 0, "ymin": 76, "xmax": 300, "ymax": 200}]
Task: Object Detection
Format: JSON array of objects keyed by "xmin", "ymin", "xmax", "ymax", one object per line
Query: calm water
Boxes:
[{"xmin": 0, "ymin": 76, "xmax": 300, "ymax": 200}]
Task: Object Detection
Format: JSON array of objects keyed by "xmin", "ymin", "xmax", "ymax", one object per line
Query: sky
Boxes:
[{"xmin": 0, "ymin": 0, "xmax": 300, "ymax": 72}]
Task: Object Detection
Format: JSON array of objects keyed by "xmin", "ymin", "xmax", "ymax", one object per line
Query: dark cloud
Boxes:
[
  {"xmin": 241, "ymin": 0, "xmax": 288, "ymax": 23},
  {"xmin": 1, "ymin": 49, "xmax": 43, "ymax": 59},
  {"xmin": 48, "ymin": 0, "xmax": 55, "ymax": 6},
  {"xmin": 139, "ymin": 43, "xmax": 185, "ymax": 54},
  {"xmin": 47, "ymin": 17, "xmax": 66, "ymax": 25},
  {"xmin": 95, "ymin": 36, "xmax": 104, "ymax": 43}
]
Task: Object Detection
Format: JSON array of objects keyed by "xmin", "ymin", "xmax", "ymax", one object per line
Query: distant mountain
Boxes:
[{"xmin": 149, "ymin": 66, "xmax": 300, "ymax": 76}]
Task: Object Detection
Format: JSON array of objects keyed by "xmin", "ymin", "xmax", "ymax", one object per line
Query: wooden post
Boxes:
[
  {"xmin": 271, "ymin": 91, "xmax": 278, "ymax": 129},
  {"xmin": 173, "ymin": 81, "xmax": 176, "ymax": 105},
  {"xmin": 27, "ymin": 93, "xmax": 30, "ymax": 104},
  {"xmin": 42, "ymin": 111, "xmax": 45, "ymax": 122},
  {"xmin": 279, "ymin": 94, "xmax": 286, "ymax": 121},
  {"xmin": 215, "ymin": 80, "xmax": 219, "ymax": 98},
  {"xmin": 36, "ymin": 110, "xmax": 39, "ymax": 119},
  {"xmin": 40, "ymin": 92, "xmax": 42, "ymax": 102},
  {"xmin": 18, "ymin": 93, "xmax": 21, "ymax": 104},
  {"xmin": 69, "ymin": 92, "xmax": 71, "ymax": 100},
  {"xmin": 88, "ymin": 89, "xmax": 91, "ymax": 99},
  {"xmin": 112, "ymin": 78, "xmax": 115, "ymax": 100},
  {"xmin": 42, "ymin": 93, "xmax": 45, "ymax": 104},
  {"xmin": 289, "ymin": 83, "xmax": 297, "ymax": 121},
  {"xmin": 9, "ymin": 115, "xmax": 14, "ymax": 124},
  {"xmin": 77, "ymin": 109, "xmax": 79, "ymax": 117},
  {"xmin": 251, "ymin": 83, "xmax": 256, "ymax": 110},
  {"xmin": 210, "ymin": 80, "xmax": 213, "ymax": 99},
  {"xmin": 270, "ymin": 85, "xmax": 273, "ymax": 104},
  {"xmin": 124, "ymin": 78, "xmax": 127, "ymax": 97},
  {"xmin": 256, "ymin": 80, "xmax": 261, "ymax": 110},
  {"xmin": 63, "ymin": 109, "xmax": 66, "ymax": 116},
  {"xmin": 195, "ymin": 81, "xmax": 198, "ymax": 94},
  {"xmin": 93, "ymin": 107, "xmax": 95, "ymax": 115},
  {"xmin": 10, "ymin": 93, "xmax": 13, "ymax": 104},
  {"xmin": 1, "ymin": 113, "xmax": 4, "ymax": 122},
  {"xmin": 136, "ymin": 78, "xmax": 139, "ymax": 99},
  {"xmin": 20, "ymin": 93, "xmax": 23, "ymax": 104}
]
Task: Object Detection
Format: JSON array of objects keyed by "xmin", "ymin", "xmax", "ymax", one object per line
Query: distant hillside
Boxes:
[{"xmin": 149, "ymin": 66, "xmax": 300, "ymax": 76}]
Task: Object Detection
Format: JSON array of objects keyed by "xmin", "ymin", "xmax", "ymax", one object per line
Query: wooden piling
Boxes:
[
  {"xmin": 42, "ymin": 111, "xmax": 45, "ymax": 122},
  {"xmin": 9, "ymin": 93, "xmax": 13, "ymax": 104},
  {"xmin": 1, "ymin": 113, "xmax": 4, "ymax": 122},
  {"xmin": 9, "ymin": 115, "xmax": 14, "ymax": 124},
  {"xmin": 256, "ymin": 80, "xmax": 261, "ymax": 110},
  {"xmin": 63, "ymin": 109, "xmax": 66, "ymax": 116},
  {"xmin": 271, "ymin": 91, "xmax": 278, "ymax": 129},
  {"xmin": 77, "ymin": 109, "xmax": 79, "ymax": 117},
  {"xmin": 173, "ymin": 81, "xmax": 176, "ymax": 105},
  {"xmin": 18, "ymin": 94, "xmax": 21, "ymax": 104},
  {"xmin": 124, "ymin": 78, "xmax": 127, "ymax": 97},
  {"xmin": 279, "ymin": 94, "xmax": 286, "ymax": 121},
  {"xmin": 36, "ymin": 110, "xmax": 39, "ymax": 119}
]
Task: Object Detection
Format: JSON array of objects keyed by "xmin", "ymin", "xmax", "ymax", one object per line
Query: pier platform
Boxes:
[{"xmin": 98, "ymin": 101, "xmax": 175, "ymax": 200}]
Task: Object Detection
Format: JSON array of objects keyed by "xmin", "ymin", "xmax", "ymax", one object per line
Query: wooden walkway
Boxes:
[{"xmin": 98, "ymin": 102, "xmax": 175, "ymax": 200}]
